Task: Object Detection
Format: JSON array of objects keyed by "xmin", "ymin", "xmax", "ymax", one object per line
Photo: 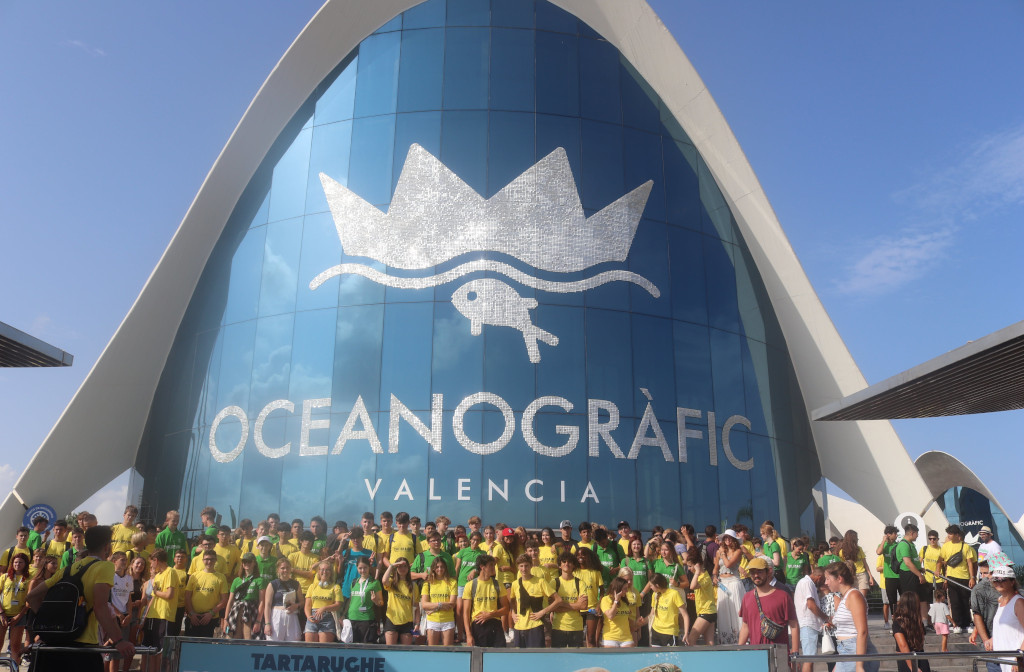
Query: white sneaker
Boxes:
[
  {"xmin": 967, "ymin": 626, "xmax": 975, "ymax": 634},
  {"xmin": 505, "ymin": 629, "xmax": 514, "ymax": 644},
  {"xmin": 951, "ymin": 626, "xmax": 962, "ymax": 634}
]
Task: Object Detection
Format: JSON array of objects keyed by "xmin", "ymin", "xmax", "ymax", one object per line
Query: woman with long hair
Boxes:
[
  {"xmin": 824, "ymin": 560, "xmax": 880, "ymax": 672},
  {"xmin": 0, "ymin": 555, "xmax": 31, "ymax": 665},
  {"xmin": 264, "ymin": 557, "xmax": 303, "ymax": 642},
  {"xmin": 600, "ymin": 576, "xmax": 636, "ymax": 647},
  {"xmin": 624, "ymin": 536, "xmax": 653, "ymax": 646},
  {"xmin": 127, "ymin": 556, "xmax": 149, "ymax": 647},
  {"xmin": 538, "ymin": 528, "xmax": 560, "ymax": 581},
  {"xmin": 990, "ymin": 565, "xmax": 1024, "ymax": 672},
  {"xmin": 839, "ymin": 530, "xmax": 872, "ymax": 594},
  {"xmin": 892, "ymin": 592, "xmax": 930, "ymax": 672},
  {"xmin": 421, "ymin": 556, "xmax": 458, "ymax": 645},
  {"xmin": 304, "ymin": 561, "xmax": 341, "ymax": 643},
  {"xmin": 713, "ymin": 529, "xmax": 746, "ymax": 645},
  {"xmin": 382, "ymin": 557, "xmax": 418, "ymax": 645},
  {"xmin": 685, "ymin": 547, "xmax": 716, "ymax": 645}
]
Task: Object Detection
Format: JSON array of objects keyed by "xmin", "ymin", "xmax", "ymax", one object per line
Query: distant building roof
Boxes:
[
  {"xmin": 813, "ymin": 320, "xmax": 1024, "ymax": 421},
  {"xmin": 0, "ymin": 321, "xmax": 73, "ymax": 367}
]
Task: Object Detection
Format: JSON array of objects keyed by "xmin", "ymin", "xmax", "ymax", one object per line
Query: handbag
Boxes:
[
  {"xmin": 821, "ymin": 628, "xmax": 837, "ymax": 654},
  {"xmin": 754, "ymin": 590, "xmax": 785, "ymax": 641}
]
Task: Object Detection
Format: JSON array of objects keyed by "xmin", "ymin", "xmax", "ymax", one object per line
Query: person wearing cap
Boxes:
[
  {"xmin": 936, "ymin": 525, "xmax": 977, "ymax": 633},
  {"xmin": 225, "ymin": 552, "xmax": 265, "ymax": 640},
  {"xmin": 978, "ymin": 526, "xmax": 1002, "ymax": 564},
  {"xmin": 255, "ymin": 536, "xmax": 279, "ymax": 582},
  {"xmin": 970, "ymin": 559, "xmax": 1003, "ymax": 672},
  {"xmin": 713, "ymin": 529, "xmax": 747, "ymax": 645},
  {"xmin": 494, "ymin": 527, "xmax": 517, "ymax": 640},
  {"xmin": 738, "ymin": 557, "xmax": 798, "ymax": 650},
  {"xmin": 559, "ymin": 520, "xmax": 578, "ymax": 554},
  {"xmin": 989, "ymin": 563, "xmax": 1024, "ymax": 671}
]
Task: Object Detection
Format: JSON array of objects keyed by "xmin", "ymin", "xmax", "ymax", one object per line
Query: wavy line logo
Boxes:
[{"xmin": 311, "ymin": 143, "xmax": 659, "ymax": 362}]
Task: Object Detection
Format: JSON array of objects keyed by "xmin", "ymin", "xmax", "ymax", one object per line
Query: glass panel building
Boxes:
[
  {"xmin": 131, "ymin": 0, "xmax": 825, "ymax": 535},
  {"xmin": 935, "ymin": 486, "xmax": 1024, "ymax": 566}
]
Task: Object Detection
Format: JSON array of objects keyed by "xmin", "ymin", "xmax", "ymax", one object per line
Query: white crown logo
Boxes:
[{"xmin": 312, "ymin": 144, "xmax": 660, "ymax": 363}]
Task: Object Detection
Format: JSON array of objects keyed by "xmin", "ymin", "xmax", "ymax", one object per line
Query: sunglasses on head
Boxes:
[{"xmin": 992, "ymin": 577, "xmax": 1013, "ymax": 583}]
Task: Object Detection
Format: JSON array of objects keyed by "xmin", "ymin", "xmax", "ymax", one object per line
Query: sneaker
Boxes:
[
  {"xmin": 967, "ymin": 626, "xmax": 975, "ymax": 634},
  {"xmin": 505, "ymin": 629, "xmax": 515, "ymax": 644},
  {"xmin": 952, "ymin": 626, "xmax": 962, "ymax": 634}
]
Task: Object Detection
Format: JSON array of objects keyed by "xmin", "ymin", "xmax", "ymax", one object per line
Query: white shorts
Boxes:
[
  {"xmin": 602, "ymin": 639, "xmax": 635, "ymax": 647},
  {"xmin": 426, "ymin": 620, "xmax": 457, "ymax": 632}
]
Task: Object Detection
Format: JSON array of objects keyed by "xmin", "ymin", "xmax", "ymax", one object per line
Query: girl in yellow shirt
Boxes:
[
  {"xmin": 382, "ymin": 558, "xmax": 419, "ymax": 645},
  {"xmin": 600, "ymin": 576, "xmax": 636, "ymax": 647},
  {"xmin": 0, "ymin": 555, "xmax": 31, "ymax": 665},
  {"xmin": 303, "ymin": 562, "xmax": 341, "ymax": 643},
  {"xmin": 421, "ymin": 557, "xmax": 458, "ymax": 645},
  {"xmin": 685, "ymin": 548, "xmax": 716, "ymax": 645}
]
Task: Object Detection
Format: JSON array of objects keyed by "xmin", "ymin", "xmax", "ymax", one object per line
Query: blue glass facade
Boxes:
[
  {"xmin": 935, "ymin": 486, "xmax": 1024, "ymax": 566},
  {"xmin": 135, "ymin": 0, "xmax": 823, "ymax": 536}
]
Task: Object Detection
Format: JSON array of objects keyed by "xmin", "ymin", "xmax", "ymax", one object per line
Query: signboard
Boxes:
[
  {"xmin": 894, "ymin": 511, "xmax": 927, "ymax": 550},
  {"xmin": 482, "ymin": 648, "xmax": 779, "ymax": 672},
  {"xmin": 177, "ymin": 640, "xmax": 472, "ymax": 672},
  {"xmin": 23, "ymin": 504, "xmax": 57, "ymax": 533}
]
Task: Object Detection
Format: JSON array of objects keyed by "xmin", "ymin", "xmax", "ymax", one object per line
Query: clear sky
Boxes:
[{"xmin": 1, "ymin": 2, "xmax": 1021, "ymax": 526}]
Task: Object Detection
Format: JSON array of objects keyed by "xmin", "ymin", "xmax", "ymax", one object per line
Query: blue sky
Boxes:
[{"xmin": 1, "ymin": 2, "xmax": 1021, "ymax": 525}]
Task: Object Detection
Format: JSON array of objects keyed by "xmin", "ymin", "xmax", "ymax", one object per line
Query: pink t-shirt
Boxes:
[{"xmin": 739, "ymin": 587, "xmax": 797, "ymax": 645}]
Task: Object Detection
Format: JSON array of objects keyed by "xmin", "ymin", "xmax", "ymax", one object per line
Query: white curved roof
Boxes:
[{"xmin": 0, "ymin": 0, "xmax": 937, "ymax": 532}]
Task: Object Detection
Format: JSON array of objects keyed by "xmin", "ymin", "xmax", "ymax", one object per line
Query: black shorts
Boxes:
[
  {"xmin": 183, "ymin": 617, "xmax": 219, "ymax": 638},
  {"xmin": 351, "ymin": 619, "xmax": 378, "ymax": 643},
  {"xmin": 512, "ymin": 627, "xmax": 545, "ymax": 648},
  {"xmin": 550, "ymin": 629, "xmax": 584, "ymax": 648},
  {"xmin": 885, "ymin": 577, "xmax": 900, "ymax": 606},
  {"xmin": 697, "ymin": 612, "xmax": 717, "ymax": 624},
  {"xmin": 898, "ymin": 571, "xmax": 926, "ymax": 600},
  {"xmin": 920, "ymin": 582, "xmax": 934, "ymax": 605},
  {"xmin": 470, "ymin": 619, "xmax": 506, "ymax": 648},
  {"xmin": 141, "ymin": 618, "xmax": 167, "ymax": 649},
  {"xmin": 383, "ymin": 618, "xmax": 413, "ymax": 635},
  {"xmin": 651, "ymin": 631, "xmax": 682, "ymax": 647}
]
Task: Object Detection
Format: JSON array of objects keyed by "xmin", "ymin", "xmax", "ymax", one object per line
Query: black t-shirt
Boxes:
[
  {"xmin": 891, "ymin": 620, "xmax": 930, "ymax": 672},
  {"xmin": 270, "ymin": 578, "xmax": 301, "ymax": 607}
]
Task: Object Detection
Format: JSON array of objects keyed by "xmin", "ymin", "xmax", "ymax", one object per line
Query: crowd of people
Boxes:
[{"xmin": 3, "ymin": 505, "xmax": 1024, "ymax": 672}]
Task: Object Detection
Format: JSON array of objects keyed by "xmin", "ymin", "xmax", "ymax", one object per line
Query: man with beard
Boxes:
[{"xmin": 738, "ymin": 557, "xmax": 798, "ymax": 651}]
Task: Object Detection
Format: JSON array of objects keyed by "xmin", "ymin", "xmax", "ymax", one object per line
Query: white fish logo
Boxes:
[
  {"xmin": 312, "ymin": 144, "xmax": 659, "ymax": 363},
  {"xmin": 451, "ymin": 279, "xmax": 558, "ymax": 364}
]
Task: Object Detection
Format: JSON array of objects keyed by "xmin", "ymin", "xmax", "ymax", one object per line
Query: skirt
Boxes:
[
  {"xmin": 268, "ymin": 607, "xmax": 301, "ymax": 642},
  {"xmin": 715, "ymin": 574, "xmax": 746, "ymax": 645}
]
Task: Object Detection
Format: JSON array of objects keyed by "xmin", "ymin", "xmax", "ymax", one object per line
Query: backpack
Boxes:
[
  {"xmin": 554, "ymin": 576, "xmax": 581, "ymax": 605},
  {"xmin": 33, "ymin": 557, "xmax": 101, "ymax": 644},
  {"xmin": 469, "ymin": 576, "xmax": 501, "ymax": 609},
  {"xmin": 889, "ymin": 541, "xmax": 906, "ymax": 575}
]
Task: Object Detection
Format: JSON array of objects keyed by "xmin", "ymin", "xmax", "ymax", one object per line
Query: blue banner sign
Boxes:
[
  {"xmin": 177, "ymin": 641, "xmax": 472, "ymax": 672},
  {"xmin": 482, "ymin": 648, "xmax": 778, "ymax": 672},
  {"xmin": 23, "ymin": 504, "xmax": 57, "ymax": 532}
]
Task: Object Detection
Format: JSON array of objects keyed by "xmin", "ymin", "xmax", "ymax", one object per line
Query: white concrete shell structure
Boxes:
[{"xmin": 0, "ymin": 0, "xmax": 939, "ymax": 531}]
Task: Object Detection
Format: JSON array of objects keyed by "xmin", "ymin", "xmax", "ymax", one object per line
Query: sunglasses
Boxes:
[{"xmin": 992, "ymin": 577, "xmax": 1014, "ymax": 583}]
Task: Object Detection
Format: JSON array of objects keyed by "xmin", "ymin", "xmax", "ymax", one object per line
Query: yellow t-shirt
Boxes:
[
  {"xmin": 189, "ymin": 554, "xmax": 226, "ymax": 576},
  {"xmin": 306, "ymin": 582, "xmax": 342, "ymax": 611},
  {"xmin": 492, "ymin": 545, "xmax": 515, "ymax": 585},
  {"xmin": 574, "ymin": 568, "xmax": 603, "ymax": 610},
  {"xmin": 652, "ymin": 587, "xmax": 684, "ymax": 635},
  {"xmin": 215, "ymin": 543, "xmax": 241, "ymax": 578},
  {"xmin": 776, "ymin": 537, "xmax": 789, "ymax": 561},
  {"xmin": 479, "ymin": 540, "xmax": 494, "ymax": 553},
  {"xmin": 692, "ymin": 570, "xmax": 716, "ymax": 615},
  {"xmin": 538, "ymin": 545, "xmax": 560, "ymax": 582},
  {"xmin": 149, "ymin": 567, "xmax": 181, "ymax": 621},
  {"xmin": 466, "ymin": 576, "xmax": 502, "ymax": 621},
  {"xmin": 739, "ymin": 541, "xmax": 756, "ymax": 576},
  {"xmin": 44, "ymin": 539, "xmax": 71, "ymax": 559},
  {"xmin": 0, "ymin": 547, "xmax": 30, "ymax": 568},
  {"xmin": 840, "ymin": 547, "xmax": 867, "ymax": 574},
  {"xmin": 422, "ymin": 577, "xmax": 458, "ymax": 623},
  {"xmin": 617, "ymin": 537, "xmax": 631, "ymax": 558},
  {"xmin": 600, "ymin": 594, "xmax": 635, "ymax": 642},
  {"xmin": 0, "ymin": 574, "xmax": 29, "ymax": 616},
  {"xmin": 186, "ymin": 571, "xmax": 228, "ymax": 614},
  {"xmin": 551, "ymin": 575, "xmax": 583, "ymax": 632},
  {"xmin": 111, "ymin": 523, "xmax": 136, "ymax": 554},
  {"xmin": 384, "ymin": 580, "xmax": 418, "ymax": 625},
  {"xmin": 173, "ymin": 568, "xmax": 189, "ymax": 607},
  {"xmin": 287, "ymin": 551, "xmax": 320, "ymax": 593},
  {"xmin": 376, "ymin": 531, "xmax": 393, "ymax": 557},
  {"xmin": 277, "ymin": 539, "xmax": 299, "ymax": 559},
  {"xmin": 876, "ymin": 555, "xmax": 886, "ymax": 590},
  {"xmin": 921, "ymin": 545, "xmax": 944, "ymax": 584},
  {"xmin": 940, "ymin": 541, "xmax": 976, "ymax": 580},
  {"xmin": 512, "ymin": 575, "xmax": 554, "ymax": 630},
  {"xmin": 387, "ymin": 532, "xmax": 420, "ymax": 565},
  {"xmin": 45, "ymin": 557, "xmax": 115, "ymax": 644}
]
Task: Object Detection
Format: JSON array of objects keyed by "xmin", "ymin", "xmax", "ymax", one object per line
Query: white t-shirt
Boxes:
[
  {"xmin": 978, "ymin": 540, "xmax": 1002, "ymax": 562},
  {"xmin": 111, "ymin": 571, "xmax": 132, "ymax": 614},
  {"xmin": 794, "ymin": 574, "xmax": 823, "ymax": 630}
]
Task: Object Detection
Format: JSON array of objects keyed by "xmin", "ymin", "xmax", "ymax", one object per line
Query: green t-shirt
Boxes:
[
  {"xmin": 455, "ymin": 548, "xmax": 484, "ymax": 587},
  {"xmin": 763, "ymin": 540, "xmax": 781, "ymax": 566},
  {"xmin": 817, "ymin": 553, "xmax": 842, "ymax": 567},
  {"xmin": 27, "ymin": 531, "xmax": 44, "ymax": 553},
  {"xmin": 594, "ymin": 544, "xmax": 621, "ymax": 584},
  {"xmin": 312, "ymin": 537, "xmax": 327, "ymax": 555},
  {"xmin": 784, "ymin": 552, "xmax": 809, "ymax": 585},
  {"xmin": 256, "ymin": 555, "xmax": 278, "ymax": 582},
  {"xmin": 347, "ymin": 578, "xmax": 382, "ymax": 621},
  {"xmin": 882, "ymin": 541, "xmax": 899, "ymax": 579},
  {"xmin": 155, "ymin": 528, "xmax": 188, "ymax": 557},
  {"xmin": 623, "ymin": 557, "xmax": 652, "ymax": 593},
  {"xmin": 653, "ymin": 558, "xmax": 683, "ymax": 585},
  {"xmin": 411, "ymin": 549, "xmax": 455, "ymax": 578},
  {"xmin": 895, "ymin": 540, "xmax": 920, "ymax": 572},
  {"xmin": 229, "ymin": 575, "xmax": 266, "ymax": 603}
]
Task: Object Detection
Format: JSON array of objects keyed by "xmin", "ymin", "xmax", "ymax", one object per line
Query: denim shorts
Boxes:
[
  {"xmin": 835, "ymin": 635, "xmax": 879, "ymax": 672},
  {"xmin": 799, "ymin": 627, "xmax": 820, "ymax": 656},
  {"xmin": 304, "ymin": 615, "xmax": 337, "ymax": 635}
]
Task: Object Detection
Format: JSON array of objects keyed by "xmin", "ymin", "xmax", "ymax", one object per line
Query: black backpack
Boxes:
[
  {"xmin": 889, "ymin": 541, "xmax": 906, "ymax": 575},
  {"xmin": 33, "ymin": 557, "xmax": 101, "ymax": 644}
]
